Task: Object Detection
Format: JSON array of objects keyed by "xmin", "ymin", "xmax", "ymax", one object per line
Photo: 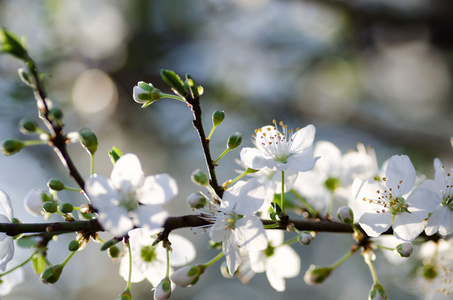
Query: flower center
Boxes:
[
  {"xmin": 324, "ymin": 177, "xmax": 341, "ymax": 192},
  {"xmin": 141, "ymin": 245, "xmax": 157, "ymax": 262},
  {"xmin": 440, "ymin": 167, "xmax": 453, "ymax": 211},
  {"xmin": 253, "ymin": 120, "xmax": 300, "ymax": 163},
  {"xmin": 119, "ymin": 191, "xmax": 140, "ymax": 212},
  {"xmin": 362, "ymin": 177, "xmax": 409, "ymax": 214}
]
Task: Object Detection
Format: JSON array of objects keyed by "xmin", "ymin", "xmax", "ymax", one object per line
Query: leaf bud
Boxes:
[
  {"xmin": 68, "ymin": 240, "xmax": 80, "ymax": 252},
  {"xmin": 40, "ymin": 264, "xmax": 63, "ymax": 284},
  {"xmin": 19, "ymin": 118, "xmax": 39, "ymax": 134},
  {"xmin": 79, "ymin": 128, "xmax": 98, "ymax": 155},
  {"xmin": 369, "ymin": 283, "xmax": 387, "ymax": 300},
  {"xmin": 160, "ymin": 69, "xmax": 189, "ymax": 98},
  {"xmin": 154, "ymin": 277, "xmax": 171, "ymax": 300},
  {"xmin": 304, "ymin": 265, "xmax": 333, "ymax": 285},
  {"xmin": 18, "ymin": 67, "xmax": 34, "ymax": 87},
  {"xmin": 0, "ymin": 28, "xmax": 28, "ymax": 61},
  {"xmin": 212, "ymin": 110, "xmax": 225, "ymax": 127},
  {"xmin": 170, "ymin": 265, "xmax": 205, "ymax": 287},
  {"xmin": 394, "ymin": 243, "xmax": 413, "ymax": 258},
  {"xmin": 297, "ymin": 231, "xmax": 314, "ymax": 245},
  {"xmin": 191, "ymin": 169, "xmax": 208, "ymax": 186},
  {"xmin": 187, "ymin": 192, "xmax": 208, "ymax": 209},
  {"xmin": 337, "ymin": 206, "xmax": 354, "ymax": 224},
  {"xmin": 227, "ymin": 132, "xmax": 242, "ymax": 150},
  {"xmin": 47, "ymin": 178, "xmax": 65, "ymax": 191},
  {"xmin": 42, "ymin": 201, "xmax": 58, "ymax": 214},
  {"xmin": 1, "ymin": 138, "xmax": 25, "ymax": 156},
  {"xmin": 59, "ymin": 202, "xmax": 74, "ymax": 214}
]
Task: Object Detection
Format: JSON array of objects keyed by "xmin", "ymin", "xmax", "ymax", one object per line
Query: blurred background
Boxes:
[{"xmin": 1, "ymin": 0, "xmax": 453, "ymax": 299}]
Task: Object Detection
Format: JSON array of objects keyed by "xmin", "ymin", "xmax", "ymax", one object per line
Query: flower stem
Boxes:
[
  {"xmin": 365, "ymin": 255, "xmax": 379, "ymax": 284},
  {"xmin": 213, "ymin": 148, "xmax": 230, "ymax": 165},
  {"xmin": 224, "ymin": 168, "xmax": 257, "ymax": 189},
  {"xmin": 165, "ymin": 244, "xmax": 170, "ymax": 277},
  {"xmin": 290, "ymin": 189, "xmax": 317, "ymax": 216},
  {"xmin": 125, "ymin": 238, "xmax": 133, "ymax": 291},
  {"xmin": 0, "ymin": 250, "xmax": 37, "ymax": 277},
  {"xmin": 206, "ymin": 125, "xmax": 217, "ymax": 141},
  {"xmin": 281, "ymin": 170, "xmax": 285, "ymax": 215},
  {"xmin": 90, "ymin": 153, "xmax": 95, "ymax": 176},
  {"xmin": 203, "ymin": 252, "xmax": 224, "ymax": 268},
  {"xmin": 330, "ymin": 249, "xmax": 354, "ymax": 270},
  {"xmin": 161, "ymin": 93, "xmax": 186, "ymax": 102}
]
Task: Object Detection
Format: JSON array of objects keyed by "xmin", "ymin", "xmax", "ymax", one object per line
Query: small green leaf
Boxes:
[
  {"xmin": 160, "ymin": 69, "xmax": 188, "ymax": 98},
  {"xmin": 32, "ymin": 254, "xmax": 46, "ymax": 274},
  {"xmin": 108, "ymin": 146, "xmax": 123, "ymax": 165}
]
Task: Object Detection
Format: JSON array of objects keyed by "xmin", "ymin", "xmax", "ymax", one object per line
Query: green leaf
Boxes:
[
  {"xmin": 16, "ymin": 236, "xmax": 38, "ymax": 248},
  {"xmin": 160, "ymin": 69, "xmax": 188, "ymax": 98}
]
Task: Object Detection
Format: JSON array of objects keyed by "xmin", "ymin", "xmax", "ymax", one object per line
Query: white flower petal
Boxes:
[
  {"xmin": 111, "ymin": 154, "xmax": 144, "ymax": 193},
  {"xmin": 290, "ymin": 124, "xmax": 316, "ymax": 153},
  {"xmin": 359, "ymin": 212, "xmax": 392, "ymax": 237},
  {"xmin": 139, "ymin": 173, "xmax": 178, "ymax": 205},
  {"xmin": 223, "ymin": 229, "xmax": 240, "ymax": 276},
  {"xmin": 406, "ymin": 188, "xmax": 440, "ymax": 220},
  {"xmin": 286, "ymin": 151, "xmax": 319, "ymax": 173},
  {"xmin": 425, "ymin": 207, "xmax": 447, "ymax": 236},
  {"xmin": 133, "ymin": 205, "xmax": 167, "ymax": 230},
  {"xmin": 392, "ymin": 213, "xmax": 425, "ymax": 241},
  {"xmin": 0, "ymin": 236, "xmax": 13, "ymax": 272},
  {"xmin": 168, "ymin": 234, "xmax": 197, "ymax": 266},
  {"xmin": 269, "ymin": 245, "xmax": 300, "ymax": 278},
  {"xmin": 209, "ymin": 219, "xmax": 226, "ymax": 243},
  {"xmin": 0, "ymin": 190, "xmax": 13, "ymax": 219},
  {"xmin": 240, "ymin": 147, "xmax": 273, "ymax": 170},
  {"xmin": 86, "ymin": 174, "xmax": 119, "ymax": 209},
  {"xmin": 235, "ymin": 217, "xmax": 267, "ymax": 251},
  {"xmin": 98, "ymin": 206, "xmax": 134, "ymax": 237},
  {"xmin": 384, "ymin": 155, "xmax": 416, "ymax": 195}
]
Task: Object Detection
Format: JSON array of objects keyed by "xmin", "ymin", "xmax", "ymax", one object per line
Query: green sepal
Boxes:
[
  {"xmin": 32, "ymin": 254, "xmax": 47, "ymax": 274},
  {"xmin": 160, "ymin": 69, "xmax": 189, "ymax": 98},
  {"xmin": 108, "ymin": 146, "xmax": 123, "ymax": 165}
]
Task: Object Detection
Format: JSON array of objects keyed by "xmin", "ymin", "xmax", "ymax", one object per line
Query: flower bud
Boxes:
[
  {"xmin": 24, "ymin": 189, "xmax": 46, "ymax": 216},
  {"xmin": 369, "ymin": 283, "xmax": 387, "ymax": 300},
  {"xmin": 394, "ymin": 243, "xmax": 413, "ymax": 258},
  {"xmin": 337, "ymin": 206, "xmax": 354, "ymax": 224},
  {"xmin": 108, "ymin": 245, "xmax": 121, "ymax": 258},
  {"xmin": 68, "ymin": 240, "xmax": 80, "ymax": 252},
  {"xmin": 170, "ymin": 265, "xmax": 205, "ymax": 287},
  {"xmin": 220, "ymin": 260, "xmax": 233, "ymax": 279},
  {"xmin": 59, "ymin": 202, "xmax": 74, "ymax": 214},
  {"xmin": 133, "ymin": 81, "xmax": 165, "ymax": 107},
  {"xmin": 42, "ymin": 201, "xmax": 58, "ymax": 214},
  {"xmin": 154, "ymin": 277, "xmax": 171, "ymax": 300},
  {"xmin": 19, "ymin": 118, "xmax": 39, "ymax": 134},
  {"xmin": 115, "ymin": 289, "xmax": 132, "ymax": 300},
  {"xmin": 40, "ymin": 264, "xmax": 63, "ymax": 284},
  {"xmin": 48, "ymin": 179, "xmax": 65, "ymax": 191},
  {"xmin": 227, "ymin": 132, "xmax": 242, "ymax": 150},
  {"xmin": 212, "ymin": 110, "xmax": 225, "ymax": 127},
  {"xmin": 297, "ymin": 231, "xmax": 314, "ymax": 245},
  {"xmin": 304, "ymin": 265, "xmax": 333, "ymax": 285},
  {"xmin": 1, "ymin": 138, "xmax": 25, "ymax": 156},
  {"xmin": 79, "ymin": 128, "xmax": 98, "ymax": 155},
  {"xmin": 187, "ymin": 192, "xmax": 208, "ymax": 209},
  {"xmin": 0, "ymin": 28, "xmax": 28, "ymax": 60},
  {"xmin": 191, "ymin": 169, "xmax": 208, "ymax": 186},
  {"xmin": 49, "ymin": 107, "xmax": 63, "ymax": 120}
]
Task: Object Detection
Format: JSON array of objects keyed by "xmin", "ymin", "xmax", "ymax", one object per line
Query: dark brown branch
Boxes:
[{"xmin": 0, "ymin": 219, "xmax": 103, "ymax": 237}]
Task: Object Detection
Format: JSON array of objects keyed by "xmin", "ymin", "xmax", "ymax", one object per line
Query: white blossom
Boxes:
[
  {"xmin": 86, "ymin": 154, "xmax": 177, "ymax": 237},
  {"xmin": 0, "ymin": 190, "xmax": 14, "ymax": 272}
]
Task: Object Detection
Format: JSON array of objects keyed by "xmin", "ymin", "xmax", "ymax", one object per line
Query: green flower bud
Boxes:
[
  {"xmin": 68, "ymin": 240, "xmax": 80, "ymax": 252},
  {"xmin": 1, "ymin": 138, "xmax": 25, "ymax": 156},
  {"xmin": 297, "ymin": 231, "xmax": 314, "ymax": 245},
  {"xmin": 184, "ymin": 74, "xmax": 203, "ymax": 98},
  {"xmin": 337, "ymin": 206, "xmax": 354, "ymax": 224},
  {"xmin": 394, "ymin": 243, "xmax": 413, "ymax": 258},
  {"xmin": 101, "ymin": 238, "xmax": 121, "ymax": 251},
  {"xmin": 369, "ymin": 283, "xmax": 387, "ymax": 300},
  {"xmin": 108, "ymin": 245, "xmax": 121, "ymax": 258},
  {"xmin": 59, "ymin": 202, "xmax": 74, "ymax": 214},
  {"xmin": 49, "ymin": 107, "xmax": 63, "ymax": 120},
  {"xmin": 133, "ymin": 81, "xmax": 165, "ymax": 107},
  {"xmin": 187, "ymin": 192, "xmax": 208, "ymax": 209},
  {"xmin": 115, "ymin": 289, "xmax": 132, "ymax": 300},
  {"xmin": 42, "ymin": 201, "xmax": 58, "ymax": 214},
  {"xmin": 40, "ymin": 264, "xmax": 63, "ymax": 284},
  {"xmin": 0, "ymin": 28, "xmax": 28, "ymax": 61},
  {"xmin": 227, "ymin": 132, "xmax": 242, "ymax": 149},
  {"xmin": 304, "ymin": 265, "xmax": 333, "ymax": 285},
  {"xmin": 191, "ymin": 169, "xmax": 208, "ymax": 186},
  {"xmin": 79, "ymin": 128, "xmax": 98, "ymax": 155},
  {"xmin": 212, "ymin": 110, "xmax": 225, "ymax": 127},
  {"xmin": 47, "ymin": 179, "xmax": 65, "ymax": 191},
  {"xmin": 19, "ymin": 118, "xmax": 39, "ymax": 134},
  {"xmin": 160, "ymin": 69, "xmax": 189, "ymax": 98}
]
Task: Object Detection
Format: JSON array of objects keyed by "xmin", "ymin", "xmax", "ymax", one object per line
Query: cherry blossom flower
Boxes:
[
  {"xmin": 119, "ymin": 228, "xmax": 196, "ymax": 287},
  {"xmin": 86, "ymin": 154, "xmax": 178, "ymax": 237},
  {"xmin": 207, "ymin": 181, "xmax": 268, "ymax": 276},
  {"xmin": 422, "ymin": 158, "xmax": 453, "ymax": 236},
  {"xmin": 240, "ymin": 120, "xmax": 319, "ymax": 173},
  {"xmin": 248, "ymin": 230, "xmax": 300, "ymax": 292},
  {"xmin": 0, "ymin": 261, "xmax": 24, "ymax": 296},
  {"xmin": 352, "ymin": 155, "xmax": 437, "ymax": 241},
  {"xmin": 0, "ymin": 190, "xmax": 14, "ymax": 272}
]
